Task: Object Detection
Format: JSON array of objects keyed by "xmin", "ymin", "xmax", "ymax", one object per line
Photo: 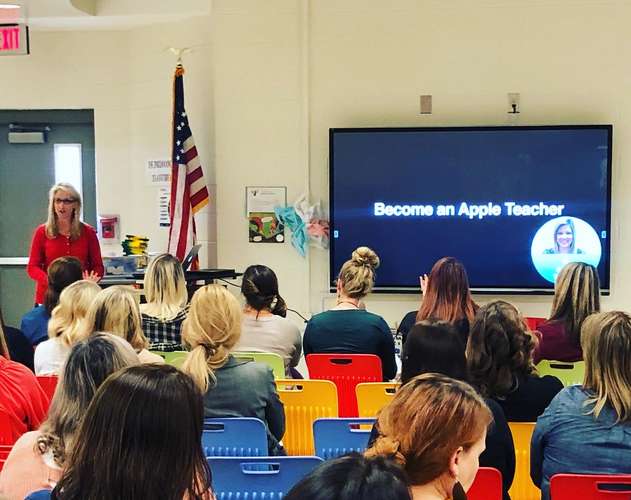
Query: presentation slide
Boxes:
[{"xmin": 330, "ymin": 126, "xmax": 611, "ymax": 291}]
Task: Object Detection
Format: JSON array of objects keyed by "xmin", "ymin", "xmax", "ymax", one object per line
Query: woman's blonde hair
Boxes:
[
  {"xmin": 45, "ymin": 183, "xmax": 83, "ymax": 240},
  {"xmin": 549, "ymin": 262, "xmax": 600, "ymax": 347},
  {"xmin": 141, "ymin": 254, "xmax": 188, "ymax": 320},
  {"xmin": 36, "ymin": 333, "xmax": 139, "ymax": 467},
  {"xmin": 83, "ymin": 286, "xmax": 148, "ymax": 351},
  {"xmin": 48, "ymin": 280, "xmax": 102, "ymax": 346},
  {"xmin": 181, "ymin": 285, "xmax": 242, "ymax": 392},
  {"xmin": 337, "ymin": 247, "xmax": 380, "ymax": 299},
  {"xmin": 365, "ymin": 373, "xmax": 492, "ymax": 486},
  {"xmin": 582, "ymin": 311, "xmax": 631, "ymax": 423}
]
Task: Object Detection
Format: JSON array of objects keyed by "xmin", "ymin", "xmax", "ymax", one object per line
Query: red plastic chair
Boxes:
[
  {"xmin": 306, "ymin": 354, "xmax": 382, "ymax": 417},
  {"xmin": 525, "ymin": 317, "xmax": 546, "ymax": 331},
  {"xmin": 468, "ymin": 467, "xmax": 503, "ymax": 500},
  {"xmin": 550, "ymin": 474, "xmax": 631, "ymax": 499},
  {"xmin": 36, "ymin": 375, "xmax": 58, "ymax": 408},
  {"xmin": 0, "ymin": 405, "xmax": 14, "ymax": 471}
]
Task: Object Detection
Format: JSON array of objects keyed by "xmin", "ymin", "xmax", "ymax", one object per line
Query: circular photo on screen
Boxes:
[{"xmin": 530, "ymin": 216, "xmax": 602, "ymax": 283}]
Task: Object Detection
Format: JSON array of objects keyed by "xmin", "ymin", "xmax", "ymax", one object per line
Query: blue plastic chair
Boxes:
[
  {"xmin": 24, "ymin": 491, "xmax": 51, "ymax": 500},
  {"xmin": 208, "ymin": 456, "xmax": 324, "ymax": 499},
  {"xmin": 202, "ymin": 417, "xmax": 268, "ymax": 457},
  {"xmin": 313, "ymin": 418, "xmax": 376, "ymax": 460}
]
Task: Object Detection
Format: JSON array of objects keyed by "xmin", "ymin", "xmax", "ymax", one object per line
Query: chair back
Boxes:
[
  {"xmin": 275, "ymin": 379, "xmax": 338, "ymax": 455},
  {"xmin": 234, "ymin": 351, "xmax": 285, "ymax": 379},
  {"xmin": 0, "ymin": 445, "xmax": 12, "ymax": 472},
  {"xmin": 356, "ymin": 382, "xmax": 399, "ymax": 417},
  {"xmin": 306, "ymin": 354, "xmax": 382, "ymax": 417},
  {"xmin": 313, "ymin": 418, "xmax": 375, "ymax": 460},
  {"xmin": 468, "ymin": 467, "xmax": 503, "ymax": 500},
  {"xmin": 550, "ymin": 474, "xmax": 631, "ymax": 499},
  {"xmin": 0, "ymin": 405, "xmax": 13, "ymax": 445},
  {"xmin": 208, "ymin": 456, "xmax": 323, "ymax": 499},
  {"xmin": 508, "ymin": 422, "xmax": 539, "ymax": 500},
  {"xmin": 525, "ymin": 317, "xmax": 546, "ymax": 331},
  {"xmin": 150, "ymin": 350, "xmax": 188, "ymax": 367},
  {"xmin": 24, "ymin": 491, "xmax": 52, "ymax": 500},
  {"xmin": 536, "ymin": 360, "xmax": 585, "ymax": 387},
  {"xmin": 202, "ymin": 418, "xmax": 268, "ymax": 457},
  {"xmin": 36, "ymin": 375, "xmax": 58, "ymax": 403}
]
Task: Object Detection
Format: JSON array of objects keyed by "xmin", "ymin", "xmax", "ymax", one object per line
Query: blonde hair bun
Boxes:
[
  {"xmin": 365, "ymin": 436, "xmax": 406, "ymax": 466},
  {"xmin": 351, "ymin": 247, "xmax": 380, "ymax": 270}
]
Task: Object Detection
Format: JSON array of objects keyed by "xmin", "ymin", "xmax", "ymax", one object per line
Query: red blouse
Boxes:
[
  {"xmin": 0, "ymin": 356, "xmax": 49, "ymax": 442},
  {"xmin": 27, "ymin": 223, "xmax": 104, "ymax": 304}
]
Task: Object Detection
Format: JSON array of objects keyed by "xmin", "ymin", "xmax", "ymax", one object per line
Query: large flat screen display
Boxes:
[{"xmin": 330, "ymin": 126, "xmax": 612, "ymax": 293}]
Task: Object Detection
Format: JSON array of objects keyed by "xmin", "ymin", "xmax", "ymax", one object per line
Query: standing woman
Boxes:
[
  {"xmin": 140, "ymin": 254, "xmax": 188, "ymax": 351},
  {"xmin": 27, "ymin": 183, "xmax": 104, "ymax": 305}
]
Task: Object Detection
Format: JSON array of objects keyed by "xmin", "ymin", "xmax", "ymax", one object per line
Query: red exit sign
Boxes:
[{"xmin": 0, "ymin": 24, "xmax": 29, "ymax": 56}]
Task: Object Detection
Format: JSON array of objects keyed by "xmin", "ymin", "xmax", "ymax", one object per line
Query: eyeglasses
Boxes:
[{"xmin": 54, "ymin": 198, "xmax": 76, "ymax": 205}]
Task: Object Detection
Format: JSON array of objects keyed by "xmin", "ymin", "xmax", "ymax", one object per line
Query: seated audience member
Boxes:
[
  {"xmin": 235, "ymin": 264, "xmax": 302, "ymax": 377},
  {"xmin": 303, "ymin": 247, "xmax": 396, "ymax": 381},
  {"xmin": 181, "ymin": 284, "xmax": 286, "ymax": 455},
  {"xmin": 531, "ymin": 311, "xmax": 631, "ymax": 500},
  {"xmin": 365, "ymin": 373, "xmax": 492, "ymax": 500},
  {"xmin": 395, "ymin": 321, "xmax": 515, "ymax": 499},
  {"xmin": 285, "ymin": 453, "xmax": 411, "ymax": 500},
  {"xmin": 467, "ymin": 301, "xmax": 563, "ymax": 422},
  {"xmin": 34, "ymin": 280, "xmax": 101, "ymax": 375},
  {"xmin": 21, "ymin": 257, "xmax": 83, "ymax": 346},
  {"xmin": 83, "ymin": 286, "xmax": 164, "ymax": 364},
  {"xmin": 0, "ymin": 323, "xmax": 48, "ymax": 443},
  {"xmin": 0, "ymin": 333, "xmax": 138, "ymax": 499},
  {"xmin": 50, "ymin": 364, "xmax": 212, "ymax": 499},
  {"xmin": 535, "ymin": 262, "xmax": 600, "ymax": 363},
  {"xmin": 140, "ymin": 253, "xmax": 188, "ymax": 351},
  {"xmin": 398, "ymin": 257, "xmax": 478, "ymax": 346},
  {"xmin": 0, "ymin": 306, "xmax": 34, "ymax": 371}
]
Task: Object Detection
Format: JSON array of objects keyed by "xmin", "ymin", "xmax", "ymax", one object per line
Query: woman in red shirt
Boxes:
[{"xmin": 27, "ymin": 183, "xmax": 103, "ymax": 305}]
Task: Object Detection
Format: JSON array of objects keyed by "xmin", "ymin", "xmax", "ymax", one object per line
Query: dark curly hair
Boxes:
[{"xmin": 466, "ymin": 300, "xmax": 536, "ymax": 398}]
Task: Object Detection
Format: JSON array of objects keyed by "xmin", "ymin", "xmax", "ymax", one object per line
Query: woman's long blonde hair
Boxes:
[
  {"xmin": 141, "ymin": 254, "xmax": 188, "ymax": 320},
  {"xmin": 48, "ymin": 280, "xmax": 101, "ymax": 346},
  {"xmin": 181, "ymin": 285, "xmax": 242, "ymax": 392},
  {"xmin": 36, "ymin": 333, "xmax": 139, "ymax": 467},
  {"xmin": 582, "ymin": 311, "xmax": 631, "ymax": 423},
  {"xmin": 45, "ymin": 183, "xmax": 83, "ymax": 240},
  {"xmin": 83, "ymin": 286, "xmax": 148, "ymax": 352}
]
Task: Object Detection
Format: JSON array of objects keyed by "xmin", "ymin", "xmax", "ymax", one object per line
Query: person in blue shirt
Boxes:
[
  {"xmin": 531, "ymin": 311, "xmax": 631, "ymax": 500},
  {"xmin": 20, "ymin": 256, "xmax": 82, "ymax": 345},
  {"xmin": 303, "ymin": 246, "xmax": 397, "ymax": 381}
]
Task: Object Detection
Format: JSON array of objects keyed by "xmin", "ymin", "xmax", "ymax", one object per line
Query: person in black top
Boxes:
[
  {"xmin": 369, "ymin": 320, "xmax": 515, "ymax": 500},
  {"xmin": 398, "ymin": 257, "xmax": 477, "ymax": 346},
  {"xmin": 303, "ymin": 247, "xmax": 396, "ymax": 380},
  {"xmin": 467, "ymin": 301, "xmax": 563, "ymax": 422}
]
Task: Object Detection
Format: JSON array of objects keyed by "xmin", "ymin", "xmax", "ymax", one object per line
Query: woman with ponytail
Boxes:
[
  {"xmin": 365, "ymin": 373, "xmax": 492, "ymax": 500},
  {"xmin": 181, "ymin": 284, "xmax": 286, "ymax": 455},
  {"xmin": 303, "ymin": 247, "xmax": 396, "ymax": 380},
  {"xmin": 235, "ymin": 265, "xmax": 302, "ymax": 377}
]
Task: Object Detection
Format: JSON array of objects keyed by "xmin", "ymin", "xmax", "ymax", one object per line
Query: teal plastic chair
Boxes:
[
  {"xmin": 537, "ymin": 359, "xmax": 585, "ymax": 386},
  {"xmin": 233, "ymin": 351, "xmax": 285, "ymax": 379},
  {"xmin": 313, "ymin": 418, "xmax": 375, "ymax": 460},
  {"xmin": 208, "ymin": 456, "xmax": 323, "ymax": 499}
]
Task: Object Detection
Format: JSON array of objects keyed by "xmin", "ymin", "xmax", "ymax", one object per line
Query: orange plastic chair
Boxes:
[
  {"xmin": 508, "ymin": 422, "xmax": 539, "ymax": 500},
  {"xmin": 355, "ymin": 382, "xmax": 399, "ymax": 417},
  {"xmin": 550, "ymin": 474, "xmax": 631, "ymax": 499},
  {"xmin": 306, "ymin": 354, "xmax": 382, "ymax": 417},
  {"xmin": 275, "ymin": 379, "xmax": 338, "ymax": 456},
  {"xmin": 468, "ymin": 467, "xmax": 503, "ymax": 500},
  {"xmin": 525, "ymin": 317, "xmax": 546, "ymax": 331}
]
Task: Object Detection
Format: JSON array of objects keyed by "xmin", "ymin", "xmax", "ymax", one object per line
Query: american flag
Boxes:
[{"xmin": 168, "ymin": 63, "xmax": 209, "ymax": 261}]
